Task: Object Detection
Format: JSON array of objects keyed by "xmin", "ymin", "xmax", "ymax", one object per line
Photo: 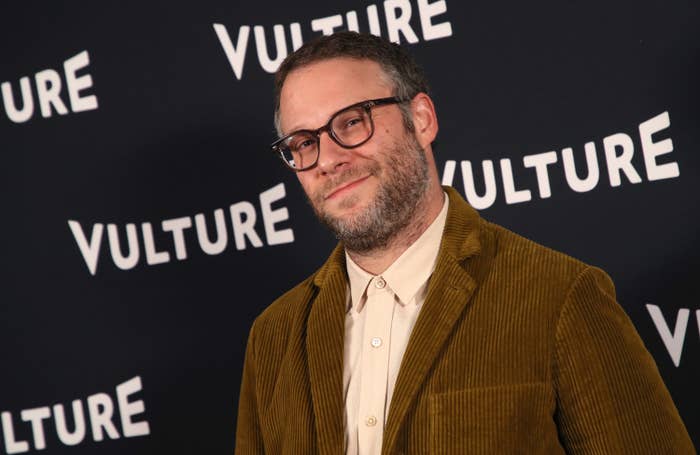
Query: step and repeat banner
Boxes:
[{"xmin": 2, "ymin": 1, "xmax": 698, "ymax": 453}]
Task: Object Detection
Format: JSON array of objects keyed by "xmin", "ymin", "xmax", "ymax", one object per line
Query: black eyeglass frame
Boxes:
[{"xmin": 270, "ymin": 96, "xmax": 407, "ymax": 171}]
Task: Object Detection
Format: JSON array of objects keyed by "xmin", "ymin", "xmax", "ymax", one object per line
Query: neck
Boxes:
[{"xmin": 347, "ymin": 184, "xmax": 444, "ymax": 275}]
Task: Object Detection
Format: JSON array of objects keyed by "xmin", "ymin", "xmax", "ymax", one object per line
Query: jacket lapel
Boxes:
[
  {"xmin": 383, "ymin": 187, "xmax": 485, "ymax": 453},
  {"xmin": 306, "ymin": 245, "xmax": 347, "ymax": 455},
  {"xmin": 305, "ymin": 187, "xmax": 488, "ymax": 454}
]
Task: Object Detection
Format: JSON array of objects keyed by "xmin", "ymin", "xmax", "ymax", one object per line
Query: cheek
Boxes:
[{"xmin": 297, "ymin": 175, "xmax": 317, "ymax": 198}]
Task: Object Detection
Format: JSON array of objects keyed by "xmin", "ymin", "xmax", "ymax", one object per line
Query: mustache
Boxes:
[{"xmin": 315, "ymin": 165, "xmax": 380, "ymax": 201}]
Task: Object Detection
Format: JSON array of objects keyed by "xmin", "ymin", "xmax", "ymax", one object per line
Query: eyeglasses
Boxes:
[{"xmin": 271, "ymin": 96, "xmax": 406, "ymax": 171}]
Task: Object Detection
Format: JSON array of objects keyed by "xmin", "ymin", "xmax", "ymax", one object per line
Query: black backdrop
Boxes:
[{"xmin": 2, "ymin": 1, "xmax": 698, "ymax": 453}]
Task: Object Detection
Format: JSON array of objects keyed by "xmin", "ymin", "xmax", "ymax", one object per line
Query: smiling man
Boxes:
[
  {"xmin": 234, "ymin": 32, "xmax": 693, "ymax": 454},
  {"xmin": 277, "ymin": 56, "xmax": 444, "ymax": 273}
]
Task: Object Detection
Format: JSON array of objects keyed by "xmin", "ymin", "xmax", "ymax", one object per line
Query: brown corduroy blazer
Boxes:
[{"xmin": 235, "ymin": 186, "xmax": 694, "ymax": 454}]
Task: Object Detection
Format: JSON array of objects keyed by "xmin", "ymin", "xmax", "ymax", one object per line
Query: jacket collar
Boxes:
[
  {"xmin": 311, "ymin": 186, "xmax": 482, "ymax": 289},
  {"xmin": 307, "ymin": 186, "xmax": 486, "ymax": 454}
]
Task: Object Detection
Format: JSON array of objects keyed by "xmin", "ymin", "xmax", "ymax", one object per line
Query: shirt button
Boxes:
[
  {"xmin": 365, "ymin": 415, "xmax": 377, "ymax": 427},
  {"xmin": 370, "ymin": 337, "xmax": 382, "ymax": 348},
  {"xmin": 375, "ymin": 277, "xmax": 386, "ymax": 289}
]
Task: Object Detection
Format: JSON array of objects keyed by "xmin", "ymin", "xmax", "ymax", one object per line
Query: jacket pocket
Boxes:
[{"xmin": 429, "ymin": 382, "xmax": 563, "ymax": 454}]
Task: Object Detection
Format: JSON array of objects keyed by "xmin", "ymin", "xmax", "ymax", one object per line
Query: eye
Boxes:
[
  {"xmin": 344, "ymin": 117, "xmax": 363, "ymax": 128},
  {"xmin": 298, "ymin": 139, "xmax": 315, "ymax": 150},
  {"xmin": 335, "ymin": 113, "xmax": 365, "ymax": 132},
  {"xmin": 289, "ymin": 135, "xmax": 317, "ymax": 152}
]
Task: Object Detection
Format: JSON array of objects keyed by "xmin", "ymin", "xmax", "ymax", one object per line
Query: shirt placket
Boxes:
[{"xmin": 357, "ymin": 275, "xmax": 394, "ymax": 455}]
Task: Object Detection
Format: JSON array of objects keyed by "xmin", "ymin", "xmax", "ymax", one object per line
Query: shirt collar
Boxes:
[{"xmin": 345, "ymin": 192, "xmax": 449, "ymax": 313}]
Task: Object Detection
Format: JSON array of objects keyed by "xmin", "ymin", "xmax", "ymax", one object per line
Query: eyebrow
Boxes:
[{"xmin": 280, "ymin": 95, "xmax": 385, "ymax": 138}]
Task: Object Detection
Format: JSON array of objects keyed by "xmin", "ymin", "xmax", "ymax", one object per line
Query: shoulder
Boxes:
[
  {"xmin": 475, "ymin": 218, "xmax": 616, "ymax": 315},
  {"xmin": 443, "ymin": 187, "xmax": 599, "ymax": 289},
  {"xmin": 483, "ymin": 218, "xmax": 597, "ymax": 281},
  {"xmin": 250, "ymin": 273, "xmax": 318, "ymax": 343}
]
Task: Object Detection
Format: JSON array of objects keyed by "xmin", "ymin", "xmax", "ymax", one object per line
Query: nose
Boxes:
[{"xmin": 315, "ymin": 131, "xmax": 349, "ymax": 174}]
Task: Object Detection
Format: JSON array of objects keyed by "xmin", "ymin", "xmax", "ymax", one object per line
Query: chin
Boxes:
[
  {"xmin": 323, "ymin": 196, "xmax": 369, "ymax": 222},
  {"xmin": 335, "ymin": 190, "xmax": 375, "ymax": 213}
]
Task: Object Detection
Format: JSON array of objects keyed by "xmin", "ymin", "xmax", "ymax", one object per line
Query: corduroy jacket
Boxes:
[{"xmin": 235, "ymin": 186, "xmax": 694, "ymax": 454}]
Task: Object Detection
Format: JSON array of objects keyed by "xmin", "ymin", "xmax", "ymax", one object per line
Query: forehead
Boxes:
[{"xmin": 278, "ymin": 57, "xmax": 393, "ymax": 133}]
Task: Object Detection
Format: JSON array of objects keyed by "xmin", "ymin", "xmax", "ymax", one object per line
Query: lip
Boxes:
[{"xmin": 325, "ymin": 175, "xmax": 371, "ymax": 200}]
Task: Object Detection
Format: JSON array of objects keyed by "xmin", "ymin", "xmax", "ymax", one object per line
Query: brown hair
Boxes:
[{"xmin": 273, "ymin": 31, "xmax": 430, "ymax": 135}]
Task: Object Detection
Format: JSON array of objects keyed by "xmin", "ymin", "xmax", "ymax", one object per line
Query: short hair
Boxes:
[{"xmin": 273, "ymin": 31, "xmax": 430, "ymax": 136}]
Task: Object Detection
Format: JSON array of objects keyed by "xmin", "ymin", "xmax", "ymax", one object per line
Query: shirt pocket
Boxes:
[{"xmin": 429, "ymin": 382, "xmax": 563, "ymax": 454}]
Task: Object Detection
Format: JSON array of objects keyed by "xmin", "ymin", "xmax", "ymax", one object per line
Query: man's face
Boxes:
[{"xmin": 278, "ymin": 58, "xmax": 429, "ymax": 252}]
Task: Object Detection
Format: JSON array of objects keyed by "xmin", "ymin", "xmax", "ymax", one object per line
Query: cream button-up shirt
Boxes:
[{"xmin": 343, "ymin": 194, "xmax": 448, "ymax": 455}]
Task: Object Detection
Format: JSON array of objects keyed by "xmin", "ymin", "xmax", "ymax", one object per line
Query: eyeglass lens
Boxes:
[{"xmin": 279, "ymin": 105, "xmax": 373, "ymax": 169}]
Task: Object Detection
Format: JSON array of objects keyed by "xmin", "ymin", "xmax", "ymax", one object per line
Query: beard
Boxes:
[{"xmin": 307, "ymin": 132, "xmax": 430, "ymax": 253}]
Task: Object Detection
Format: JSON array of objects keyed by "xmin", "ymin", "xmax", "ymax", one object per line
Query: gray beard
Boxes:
[{"xmin": 310, "ymin": 134, "xmax": 430, "ymax": 253}]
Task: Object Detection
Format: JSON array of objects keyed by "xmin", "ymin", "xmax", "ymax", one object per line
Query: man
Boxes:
[{"xmin": 235, "ymin": 32, "xmax": 694, "ymax": 454}]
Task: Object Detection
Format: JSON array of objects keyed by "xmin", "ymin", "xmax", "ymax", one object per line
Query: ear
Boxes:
[{"xmin": 410, "ymin": 93, "xmax": 439, "ymax": 149}]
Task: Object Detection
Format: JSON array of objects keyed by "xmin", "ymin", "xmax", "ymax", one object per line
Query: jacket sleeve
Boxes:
[
  {"xmin": 553, "ymin": 267, "xmax": 694, "ymax": 453},
  {"xmin": 235, "ymin": 319, "xmax": 265, "ymax": 454}
]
